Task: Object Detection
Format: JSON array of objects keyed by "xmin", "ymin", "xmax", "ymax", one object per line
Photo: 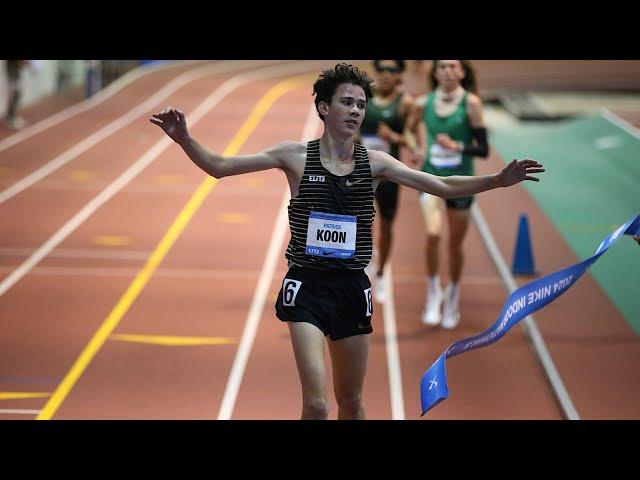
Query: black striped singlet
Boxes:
[{"xmin": 284, "ymin": 139, "xmax": 375, "ymax": 271}]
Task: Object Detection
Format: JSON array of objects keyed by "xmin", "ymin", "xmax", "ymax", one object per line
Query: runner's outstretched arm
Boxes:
[
  {"xmin": 149, "ymin": 106, "xmax": 299, "ymax": 178},
  {"xmin": 369, "ymin": 150, "xmax": 545, "ymax": 199}
]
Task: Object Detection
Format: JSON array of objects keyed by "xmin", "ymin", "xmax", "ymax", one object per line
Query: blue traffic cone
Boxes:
[{"xmin": 512, "ymin": 214, "xmax": 536, "ymax": 275}]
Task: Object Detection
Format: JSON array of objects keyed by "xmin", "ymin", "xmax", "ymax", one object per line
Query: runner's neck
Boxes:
[
  {"xmin": 436, "ymin": 85, "xmax": 464, "ymax": 102},
  {"xmin": 319, "ymin": 135, "xmax": 356, "ymax": 176},
  {"xmin": 434, "ymin": 86, "xmax": 465, "ymax": 117}
]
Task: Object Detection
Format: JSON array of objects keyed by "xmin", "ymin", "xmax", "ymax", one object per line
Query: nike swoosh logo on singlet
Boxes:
[{"xmin": 345, "ymin": 178, "xmax": 365, "ymax": 187}]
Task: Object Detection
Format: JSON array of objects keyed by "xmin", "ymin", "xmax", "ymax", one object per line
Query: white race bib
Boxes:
[
  {"xmin": 361, "ymin": 134, "xmax": 391, "ymax": 154},
  {"xmin": 429, "ymin": 143, "xmax": 462, "ymax": 169},
  {"xmin": 305, "ymin": 212, "xmax": 357, "ymax": 259}
]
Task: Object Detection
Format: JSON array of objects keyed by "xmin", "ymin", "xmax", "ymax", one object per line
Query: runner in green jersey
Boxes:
[{"xmin": 407, "ymin": 60, "xmax": 490, "ymax": 330}]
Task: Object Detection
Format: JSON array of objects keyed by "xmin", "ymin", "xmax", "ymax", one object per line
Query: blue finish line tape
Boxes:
[{"xmin": 420, "ymin": 213, "xmax": 640, "ymax": 416}]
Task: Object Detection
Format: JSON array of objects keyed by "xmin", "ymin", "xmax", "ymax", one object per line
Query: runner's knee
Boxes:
[
  {"xmin": 336, "ymin": 394, "xmax": 363, "ymax": 415},
  {"xmin": 302, "ymin": 397, "xmax": 329, "ymax": 419},
  {"xmin": 448, "ymin": 235, "xmax": 466, "ymax": 252}
]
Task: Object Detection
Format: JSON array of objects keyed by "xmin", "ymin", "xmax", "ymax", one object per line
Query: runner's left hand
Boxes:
[{"xmin": 498, "ymin": 158, "xmax": 545, "ymax": 187}]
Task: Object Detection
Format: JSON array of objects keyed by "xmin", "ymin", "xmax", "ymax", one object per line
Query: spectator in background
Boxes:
[
  {"xmin": 57, "ymin": 60, "xmax": 74, "ymax": 94},
  {"xmin": 86, "ymin": 60, "xmax": 102, "ymax": 98},
  {"xmin": 4, "ymin": 60, "xmax": 28, "ymax": 130}
]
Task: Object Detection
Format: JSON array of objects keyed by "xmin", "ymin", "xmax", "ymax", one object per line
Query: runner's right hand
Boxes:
[
  {"xmin": 409, "ymin": 148, "xmax": 425, "ymax": 167},
  {"xmin": 377, "ymin": 122, "xmax": 396, "ymax": 143},
  {"xmin": 149, "ymin": 107, "xmax": 189, "ymax": 143}
]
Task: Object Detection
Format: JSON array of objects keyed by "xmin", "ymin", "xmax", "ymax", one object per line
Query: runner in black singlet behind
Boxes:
[
  {"xmin": 150, "ymin": 63, "xmax": 545, "ymax": 420},
  {"xmin": 358, "ymin": 60, "xmax": 416, "ymax": 304}
]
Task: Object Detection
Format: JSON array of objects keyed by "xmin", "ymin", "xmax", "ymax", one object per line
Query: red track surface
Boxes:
[{"xmin": 1, "ymin": 60, "xmax": 638, "ymax": 419}]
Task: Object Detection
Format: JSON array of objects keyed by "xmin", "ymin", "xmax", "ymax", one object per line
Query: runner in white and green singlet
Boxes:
[{"xmin": 408, "ymin": 60, "xmax": 490, "ymax": 330}]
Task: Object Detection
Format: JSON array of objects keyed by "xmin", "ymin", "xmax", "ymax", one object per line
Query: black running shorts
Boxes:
[
  {"xmin": 375, "ymin": 180, "xmax": 399, "ymax": 220},
  {"xmin": 446, "ymin": 195, "xmax": 474, "ymax": 210},
  {"xmin": 275, "ymin": 265, "xmax": 373, "ymax": 340}
]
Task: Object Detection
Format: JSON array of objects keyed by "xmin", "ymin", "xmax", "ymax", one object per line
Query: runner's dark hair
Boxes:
[{"xmin": 313, "ymin": 63, "xmax": 374, "ymax": 122}]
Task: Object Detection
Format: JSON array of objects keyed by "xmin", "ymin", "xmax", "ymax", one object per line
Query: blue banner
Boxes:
[{"xmin": 420, "ymin": 214, "xmax": 640, "ymax": 416}]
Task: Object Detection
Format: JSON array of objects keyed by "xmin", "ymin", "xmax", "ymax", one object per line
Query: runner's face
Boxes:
[
  {"xmin": 374, "ymin": 60, "xmax": 401, "ymax": 94},
  {"xmin": 323, "ymin": 83, "xmax": 367, "ymax": 138},
  {"xmin": 435, "ymin": 60, "xmax": 465, "ymax": 89}
]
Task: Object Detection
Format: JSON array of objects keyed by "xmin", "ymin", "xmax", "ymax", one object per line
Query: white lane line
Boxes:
[
  {"xmin": 0, "ymin": 61, "xmax": 323, "ymax": 300},
  {"xmin": 471, "ymin": 204, "xmax": 580, "ymax": 420},
  {"xmin": 0, "ymin": 409, "xmax": 41, "ymax": 415},
  {"xmin": 0, "ymin": 60, "xmax": 283, "ymax": 205},
  {"xmin": 217, "ymin": 103, "xmax": 321, "ymax": 420},
  {"xmin": 0, "ymin": 60, "xmax": 207, "ymax": 153},
  {"xmin": 600, "ymin": 107, "xmax": 640, "ymax": 140},
  {"xmin": 381, "ymin": 264, "xmax": 406, "ymax": 420}
]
